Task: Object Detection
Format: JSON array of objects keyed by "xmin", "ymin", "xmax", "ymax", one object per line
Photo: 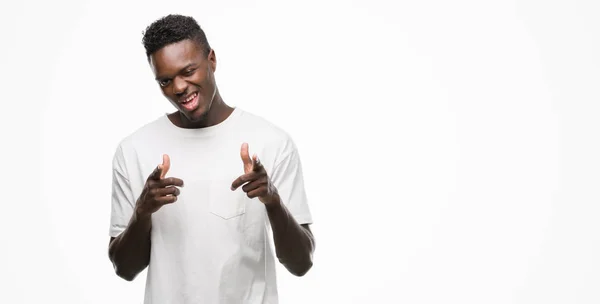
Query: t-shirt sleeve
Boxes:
[
  {"xmin": 270, "ymin": 143, "xmax": 313, "ymax": 225},
  {"xmin": 109, "ymin": 144, "xmax": 136, "ymax": 238}
]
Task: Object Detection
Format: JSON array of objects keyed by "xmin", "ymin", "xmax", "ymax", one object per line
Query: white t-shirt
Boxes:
[{"xmin": 109, "ymin": 107, "xmax": 313, "ymax": 304}]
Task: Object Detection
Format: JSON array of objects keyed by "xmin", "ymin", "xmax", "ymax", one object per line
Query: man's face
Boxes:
[{"xmin": 150, "ymin": 39, "xmax": 217, "ymax": 122}]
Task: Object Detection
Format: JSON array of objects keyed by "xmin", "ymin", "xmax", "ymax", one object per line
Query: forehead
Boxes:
[{"xmin": 150, "ymin": 39, "xmax": 203, "ymax": 76}]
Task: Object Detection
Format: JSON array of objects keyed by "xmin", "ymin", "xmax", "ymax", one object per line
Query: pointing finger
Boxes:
[
  {"xmin": 148, "ymin": 164, "xmax": 162, "ymax": 181},
  {"xmin": 252, "ymin": 154, "xmax": 264, "ymax": 172}
]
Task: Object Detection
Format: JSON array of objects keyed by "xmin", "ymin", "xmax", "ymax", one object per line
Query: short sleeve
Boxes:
[
  {"xmin": 270, "ymin": 144, "xmax": 313, "ymax": 225},
  {"xmin": 109, "ymin": 144, "xmax": 136, "ymax": 237}
]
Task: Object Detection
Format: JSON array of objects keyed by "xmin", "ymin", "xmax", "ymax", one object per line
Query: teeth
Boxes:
[{"xmin": 185, "ymin": 93, "xmax": 196, "ymax": 103}]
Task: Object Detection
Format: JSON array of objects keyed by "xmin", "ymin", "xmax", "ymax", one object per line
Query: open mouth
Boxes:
[{"xmin": 180, "ymin": 92, "xmax": 199, "ymax": 111}]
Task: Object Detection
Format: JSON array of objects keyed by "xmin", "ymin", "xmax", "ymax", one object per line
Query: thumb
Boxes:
[
  {"xmin": 159, "ymin": 154, "xmax": 171, "ymax": 179},
  {"xmin": 240, "ymin": 143, "xmax": 252, "ymax": 172}
]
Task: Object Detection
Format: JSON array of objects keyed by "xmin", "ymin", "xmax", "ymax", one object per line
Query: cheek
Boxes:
[
  {"xmin": 194, "ymin": 74, "xmax": 214, "ymax": 92},
  {"xmin": 189, "ymin": 74, "xmax": 207, "ymax": 88}
]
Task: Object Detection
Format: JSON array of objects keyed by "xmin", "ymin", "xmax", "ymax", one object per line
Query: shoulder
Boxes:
[
  {"xmin": 236, "ymin": 108, "xmax": 298, "ymax": 156},
  {"xmin": 113, "ymin": 115, "xmax": 167, "ymax": 159}
]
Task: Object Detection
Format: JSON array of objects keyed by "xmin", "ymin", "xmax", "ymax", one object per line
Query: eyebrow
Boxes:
[{"xmin": 155, "ymin": 63, "xmax": 197, "ymax": 81}]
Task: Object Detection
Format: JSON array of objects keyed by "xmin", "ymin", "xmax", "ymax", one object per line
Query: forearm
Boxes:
[
  {"xmin": 108, "ymin": 212, "xmax": 152, "ymax": 281},
  {"xmin": 266, "ymin": 199, "xmax": 315, "ymax": 276}
]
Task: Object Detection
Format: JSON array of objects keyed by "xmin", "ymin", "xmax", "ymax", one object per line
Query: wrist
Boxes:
[
  {"xmin": 133, "ymin": 206, "xmax": 152, "ymax": 223},
  {"xmin": 131, "ymin": 209, "xmax": 153, "ymax": 235},
  {"xmin": 265, "ymin": 195, "xmax": 283, "ymax": 213}
]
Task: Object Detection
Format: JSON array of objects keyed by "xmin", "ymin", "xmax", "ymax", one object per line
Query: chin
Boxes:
[{"xmin": 184, "ymin": 105, "xmax": 210, "ymax": 122}]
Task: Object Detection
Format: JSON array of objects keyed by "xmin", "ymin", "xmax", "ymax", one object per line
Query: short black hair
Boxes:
[{"xmin": 142, "ymin": 14, "xmax": 211, "ymax": 58}]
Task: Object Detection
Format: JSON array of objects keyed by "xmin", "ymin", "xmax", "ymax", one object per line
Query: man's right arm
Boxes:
[
  {"xmin": 108, "ymin": 211, "xmax": 152, "ymax": 281},
  {"xmin": 108, "ymin": 154, "xmax": 182, "ymax": 281}
]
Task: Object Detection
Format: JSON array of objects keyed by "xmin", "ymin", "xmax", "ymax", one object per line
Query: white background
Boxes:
[{"xmin": 1, "ymin": 0, "xmax": 599, "ymax": 303}]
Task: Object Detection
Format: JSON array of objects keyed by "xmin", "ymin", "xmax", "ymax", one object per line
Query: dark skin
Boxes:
[{"xmin": 108, "ymin": 38, "xmax": 315, "ymax": 281}]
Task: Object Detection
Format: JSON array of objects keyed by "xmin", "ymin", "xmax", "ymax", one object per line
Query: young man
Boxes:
[{"xmin": 107, "ymin": 14, "xmax": 315, "ymax": 303}]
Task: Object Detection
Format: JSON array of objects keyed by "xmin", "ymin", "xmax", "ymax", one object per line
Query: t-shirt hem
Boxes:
[{"xmin": 293, "ymin": 214, "xmax": 313, "ymax": 225}]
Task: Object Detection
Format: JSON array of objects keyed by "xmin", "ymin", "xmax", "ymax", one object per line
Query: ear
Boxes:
[{"xmin": 208, "ymin": 49, "xmax": 217, "ymax": 72}]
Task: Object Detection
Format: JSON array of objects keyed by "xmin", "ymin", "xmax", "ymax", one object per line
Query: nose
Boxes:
[{"xmin": 172, "ymin": 76, "xmax": 187, "ymax": 97}]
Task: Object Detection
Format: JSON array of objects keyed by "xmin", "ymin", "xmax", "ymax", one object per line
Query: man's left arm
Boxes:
[
  {"xmin": 232, "ymin": 142, "xmax": 315, "ymax": 276},
  {"xmin": 265, "ymin": 199, "xmax": 315, "ymax": 276}
]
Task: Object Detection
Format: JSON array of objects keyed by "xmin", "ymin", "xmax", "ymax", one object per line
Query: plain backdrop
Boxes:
[{"xmin": 1, "ymin": 0, "xmax": 599, "ymax": 303}]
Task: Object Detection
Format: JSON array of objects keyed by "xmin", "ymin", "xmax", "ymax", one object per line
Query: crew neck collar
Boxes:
[{"xmin": 162, "ymin": 107, "xmax": 242, "ymax": 137}]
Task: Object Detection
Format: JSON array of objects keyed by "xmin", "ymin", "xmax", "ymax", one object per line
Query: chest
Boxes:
[{"xmin": 133, "ymin": 136, "xmax": 270, "ymax": 250}]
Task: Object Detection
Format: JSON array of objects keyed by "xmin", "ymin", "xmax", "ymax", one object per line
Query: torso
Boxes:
[{"xmin": 118, "ymin": 107, "xmax": 286, "ymax": 303}]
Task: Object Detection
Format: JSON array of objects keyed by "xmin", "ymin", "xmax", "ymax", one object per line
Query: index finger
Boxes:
[
  {"xmin": 148, "ymin": 165, "xmax": 163, "ymax": 181},
  {"xmin": 252, "ymin": 154, "xmax": 264, "ymax": 172}
]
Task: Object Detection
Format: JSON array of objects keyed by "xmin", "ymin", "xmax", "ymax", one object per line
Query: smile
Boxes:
[{"xmin": 180, "ymin": 92, "xmax": 199, "ymax": 111}]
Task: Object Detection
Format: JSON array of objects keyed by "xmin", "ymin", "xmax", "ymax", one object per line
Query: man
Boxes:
[{"xmin": 107, "ymin": 14, "xmax": 315, "ymax": 303}]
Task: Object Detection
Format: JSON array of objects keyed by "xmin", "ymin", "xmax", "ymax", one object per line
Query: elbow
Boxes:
[
  {"xmin": 285, "ymin": 258, "xmax": 313, "ymax": 277},
  {"xmin": 294, "ymin": 260, "xmax": 313, "ymax": 277},
  {"xmin": 109, "ymin": 252, "xmax": 138, "ymax": 282},
  {"xmin": 112, "ymin": 258, "xmax": 140, "ymax": 281},
  {"xmin": 115, "ymin": 267, "xmax": 137, "ymax": 281}
]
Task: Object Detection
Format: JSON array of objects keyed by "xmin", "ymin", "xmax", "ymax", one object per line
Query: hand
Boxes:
[
  {"xmin": 135, "ymin": 154, "xmax": 184, "ymax": 218},
  {"xmin": 231, "ymin": 143, "xmax": 280, "ymax": 208}
]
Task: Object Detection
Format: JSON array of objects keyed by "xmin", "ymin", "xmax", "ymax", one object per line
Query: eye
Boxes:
[
  {"xmin": 184, "ymin": 68, "xmax": 196, "ymax": 76},
  {"xmin": 159, "ymin": 79, "xmax": 171, "ymax": 87}
]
